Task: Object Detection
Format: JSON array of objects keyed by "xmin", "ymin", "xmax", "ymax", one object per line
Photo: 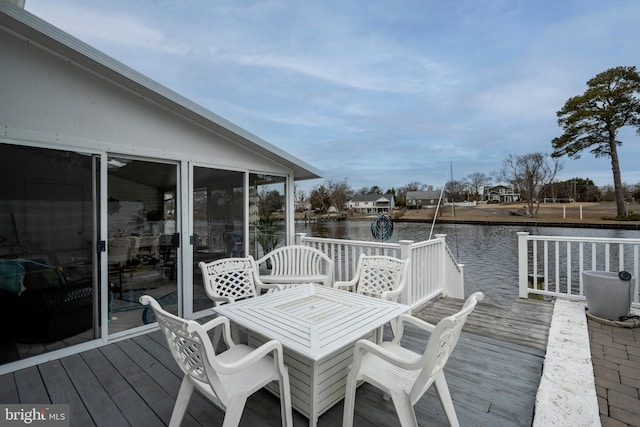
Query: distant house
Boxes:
[
  {"xmin": 294, "ymin": 200, "xmax": 312, "ymax": 212},
  {"xmin": 483, "ymin": 185, "xmax": 520, "ymax": 203},
  {"xmin": 348, "ymin": 194, "xmax": 395, "ymax": 214},
  {"xmin": 405, "ymin": 191, "xmax": 446, "ymax": 209}
]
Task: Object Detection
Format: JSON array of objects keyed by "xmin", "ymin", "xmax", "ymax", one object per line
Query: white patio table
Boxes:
[{"xmin": 212, "ymin": 283, "xmax": 410, "ymax": 427}]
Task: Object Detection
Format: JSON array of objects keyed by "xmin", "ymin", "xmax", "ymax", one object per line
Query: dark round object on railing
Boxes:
[
  {"xmin": 371, "ymin": 214, "xmax": 393, "ymax": 241},
  {"xmin": 618, "ymin": 271, "xmax": 632, "ymax": 281}
]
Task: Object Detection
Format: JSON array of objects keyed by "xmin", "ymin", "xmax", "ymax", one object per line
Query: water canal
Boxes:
[{"xmin": 295, "ymin": 221, "xmax": 640, "ymax": 306}]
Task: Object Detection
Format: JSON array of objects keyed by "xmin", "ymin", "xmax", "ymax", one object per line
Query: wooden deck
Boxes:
[{"xmin": 0, "ymin": 297, "xmax": 554, "ymax": 426}]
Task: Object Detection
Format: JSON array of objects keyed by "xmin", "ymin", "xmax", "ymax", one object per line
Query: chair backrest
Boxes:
[
  {"xmin": 199, "ymin": 257, "xmax": 260, "ymax": 306},
  {"xmin": 127, "ymin": 236, "xmax": 141, "ymax": 259},
  {"xmin": 139, "ymin": 295, "xmax": 227, "ymax": 400},
  {"xmin": 353, "ymin": 255, "xmax": 410, "ymax": 301},
  {"xmin": 108, "ymin": 238, "xmax": 131, "ymax": 264},
  {"xmin": 411, "ymin": 292, "xmax": 484, "ymax": 402},
  {"xmin": 140, "ymin": 234, "xmax": 160, "ymax": 257},
  {"xmin": 257, "ymin": 244, "xmax": 334, "ymax": 278}
]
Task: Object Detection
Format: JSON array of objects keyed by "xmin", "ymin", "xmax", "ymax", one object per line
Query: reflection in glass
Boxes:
[
  {"xmin": 107, "ymin": 157, "xmax": 178, "ymax": 333},
  {"xmin": 192, "ymin": 167, "xmax": 244, "ymax": 314},
  {"xmin": 249, "ymin": 173, "xmax": 287, "ymax": 260},
  {"xmin": 0, "ymin": 144, "xmax": 97, "ymax": 365}
]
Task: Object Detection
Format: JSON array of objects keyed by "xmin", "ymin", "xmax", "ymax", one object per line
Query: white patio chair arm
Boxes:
[
  {"xmin": 380, "ymin": 288, "xmax": 403, "ymax": 301},
  {"xmin": 200, "ymin": 316, "xmax": 229, "ymax": 331},
  {"xmin": 210, "ymin": 295, "xmax": 235, "ymax": 305},
  {"xmin": 392, "ymin": 314, "xmax": 435, "ymax": 344},
  {"xmin": 200, "ymin": 316, "xmax": 235, "ymax": 346},
  {"xmin": 256, "ymin": 282, "xmax": 284, "ymax": 293},
  {"xmin": 333, "ymin": 278, "xmax": 357, "ymax": 291},
  {"xmin": 353, "ymin": 339, "xmax": 422, "ymax": 371},
  {"xmin": 217, "ymin": 339, "xmax": 285, "ymax": 375}
]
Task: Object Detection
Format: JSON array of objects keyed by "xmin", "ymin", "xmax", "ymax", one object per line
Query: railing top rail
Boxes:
[
  {"xmin": 521, "ymin": 234, "xmax": 640, "ymax": 244},
  {"xmin": 299, "ymin": 235, "xmax": 400, "ymax": 249},
  {"xmin": 299, "ymin": 235, "xmax": 446, "ymax": 250}
]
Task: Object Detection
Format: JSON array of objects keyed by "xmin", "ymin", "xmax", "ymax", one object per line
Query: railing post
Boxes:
[
  {"xmin": 295, "ymin": 233, "xmax": 306, "ymax": 245},
  {"xmin": 398, "ymin": 240, "xmax": 414, "ymax": 305},
  {"xmin": 517, "ymin": 232, "xmax": 530, "ymax": 298},
  {"xmin": 456, "ymin": 263, "xmax": 465, "ymax": 299},
  {"xmin": 398, "ymin": 240, "xmax": 413, "ymax": 260},
  {"xmin": 434, "ymin": 234, "xmax": 448, "ymax": 297},
  {"xmin": 435, "ymin": 232, "xmax": 465, "ymax": 299}
]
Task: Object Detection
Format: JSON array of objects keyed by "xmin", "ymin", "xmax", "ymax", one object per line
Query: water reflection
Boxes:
[{"xmin": 296, "ymin": 221, "xmax": 640, "ymax": 306}]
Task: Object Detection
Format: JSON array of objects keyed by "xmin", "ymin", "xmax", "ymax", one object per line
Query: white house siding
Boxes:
[{"xmin": 0, "ymin": 35, "xmax": 281, "ymax": 173}]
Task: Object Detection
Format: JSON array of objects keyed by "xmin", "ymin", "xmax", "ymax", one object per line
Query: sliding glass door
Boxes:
[
  {"xmin": 0, "ymin": 144, "xmax": 98, "ymax": 365},
  {"xmin": 0, "ymin": 143, "xmax": 294, "ymax": 368},
  {"xmin": 191, "ymin": 167, "xmax": 244, "ymax": 314},
  {"xmin": 106, "ymin": 157, "xmax": 179, "ymax": 334}
]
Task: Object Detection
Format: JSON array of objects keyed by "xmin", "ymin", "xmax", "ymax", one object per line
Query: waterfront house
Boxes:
[
  {"xmin": 483, "ymin": 184, "xmax": 520, "ymax": 202},
  {"xmin": 0, "ymin": 2, "xmax": 321, "ymax": 373},
  {"xmin": 348, "ymin": 193, "xmax": 395, "ymax": 214},
  {"xmin": 405, "ymin": 190, "xmax": 446, "ymax": 209}
]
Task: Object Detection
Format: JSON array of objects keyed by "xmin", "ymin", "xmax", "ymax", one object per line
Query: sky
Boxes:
[{"xmin": 25, "ymin": 0, "xmax": 640, "ymax": 195}]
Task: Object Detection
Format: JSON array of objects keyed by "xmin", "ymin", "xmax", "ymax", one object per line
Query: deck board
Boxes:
[
  {"xmin": 14, "ymin": 366, "xmax": 49, "ymax": 403},
  {"xmin": 0, "ymin": 372, "xmax": 17, "ymax": 403},
  {"xmin": 110, "ymin": 338, "xmax": 203, "ymax": 427},
  {"xmin": 414, "ymin": 296, "xmax": 554, "ymax": 352},
  {"xmin": 84, "ymin": 346, "xmax": 164, "ymax": 426},
  {"xmin": 38, "ymin": 360, "xmax": 95, "ymax": 426},
  {"xmin": 0, "ymin": 296, "xmax": 553, "ymax": 426},
  {"xmin": 60, "ymin": 353, "xmax": 130, "ymax": 426}
]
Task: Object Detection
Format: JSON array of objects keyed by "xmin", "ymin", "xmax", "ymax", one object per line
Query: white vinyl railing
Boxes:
[
  {"xmin": 295, "ymin": 233, "xmax": 464, "ymax": 308},
  {"xmin": 518, "ymin": 232, "xmax": 640, "ymax": 308}
]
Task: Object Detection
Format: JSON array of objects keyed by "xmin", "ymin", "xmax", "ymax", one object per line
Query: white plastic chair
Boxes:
[
  {"xmin": 139, "ymin": 295, "xmax": 293, "ymax": 427},
  {"xmin": 199, "ymin": 256, "xmax": 282, "ymax": 345},
  {"xmin": 342, "ymin": 292, "xmax": 484, "ymax": 427},
  {"xmin": 333, "ymin": 254, "xmax": 411, "ymax": 302},
  {"xmin": 198, "ymin": 256, "xmax": 282, "ymax": 306},
  {"xmin": 257, "ymin": 245, "xmax": 335, "ymax": 287},
  {"xmin": 334, "ymin": 255, "xmax": 411, "ymax": 342}
]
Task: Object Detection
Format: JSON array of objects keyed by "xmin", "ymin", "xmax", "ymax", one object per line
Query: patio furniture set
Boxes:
[{"xmin": 140, "ymin": 245, "xmax": 483, "ymax": 427}]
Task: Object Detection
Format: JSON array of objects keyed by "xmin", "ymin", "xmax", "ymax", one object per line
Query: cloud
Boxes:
[
  {"xmin": 25, "ymin": 0, "xmax": 640, "ymax": 192},
  {"xmin": 27, "ymin": 2, "xmax": 185, "ymax": 53}
]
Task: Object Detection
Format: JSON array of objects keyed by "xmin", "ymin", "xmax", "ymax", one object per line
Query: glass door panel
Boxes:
[
  {"xmin": 0, "ymin": 144, "xmax": 98, "ymax": 365},
  {"xmin": 107, "ymin": 157, "xmax": 178, "ymax": 333},
  {"xmin": 249, "ymin": 174, "xmax": 287, "ymax": 260},
  {"xmin": 192, "ymin": 167, "xmax": 244, "ymax": 314}
]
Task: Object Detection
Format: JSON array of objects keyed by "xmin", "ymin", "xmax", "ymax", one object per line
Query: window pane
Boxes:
[
  {"xmin": 192, "ymin": 167, "xmax": 244, "ymax": 314},
  {"xmin": 249, "ymin": 174, "xmax": 287, "ymax": 260},
  {"xmin": 107, "ymin": 157, "xmax": 178, "ymax": 332},
  {"xmin": 0, "ymin": 144, "xmax": 97, "ymax": 365}
]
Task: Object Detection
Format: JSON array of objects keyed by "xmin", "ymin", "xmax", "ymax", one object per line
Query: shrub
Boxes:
[{"xmin": 602, "ymin": 211, "xmax": 640, "ymax": 221}]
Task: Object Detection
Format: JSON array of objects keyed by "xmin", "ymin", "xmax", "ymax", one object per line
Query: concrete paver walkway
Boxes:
[{"xmin": 589, "ymin": 318, "xmax": 640, "ymax": 427}]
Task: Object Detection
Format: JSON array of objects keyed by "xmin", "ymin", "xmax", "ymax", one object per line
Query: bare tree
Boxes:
[
  {"xmin": 499, "ymin": 153, "xmax": 562, "ymax": 217},
  {"xmin": 294, "ymin": 183, "xmax": 306, "ymax": 202},
  {"xmin": 401, "ymin": 181, "xmax": 426, "ymax": 192},
  {"xmin": 466, "ymin": 172, "xmax": 491, "ymax": 201},
  {"xmin": 326, "ymin": 178, "xmax": 353, "ymax": 211},
  {"xmin": 309, "ymin": 184, "xmax": 331, "ymax": 212},
  {"xmin": 445, "ymin": 180, "xmax": 469, "ymax": 202}
]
